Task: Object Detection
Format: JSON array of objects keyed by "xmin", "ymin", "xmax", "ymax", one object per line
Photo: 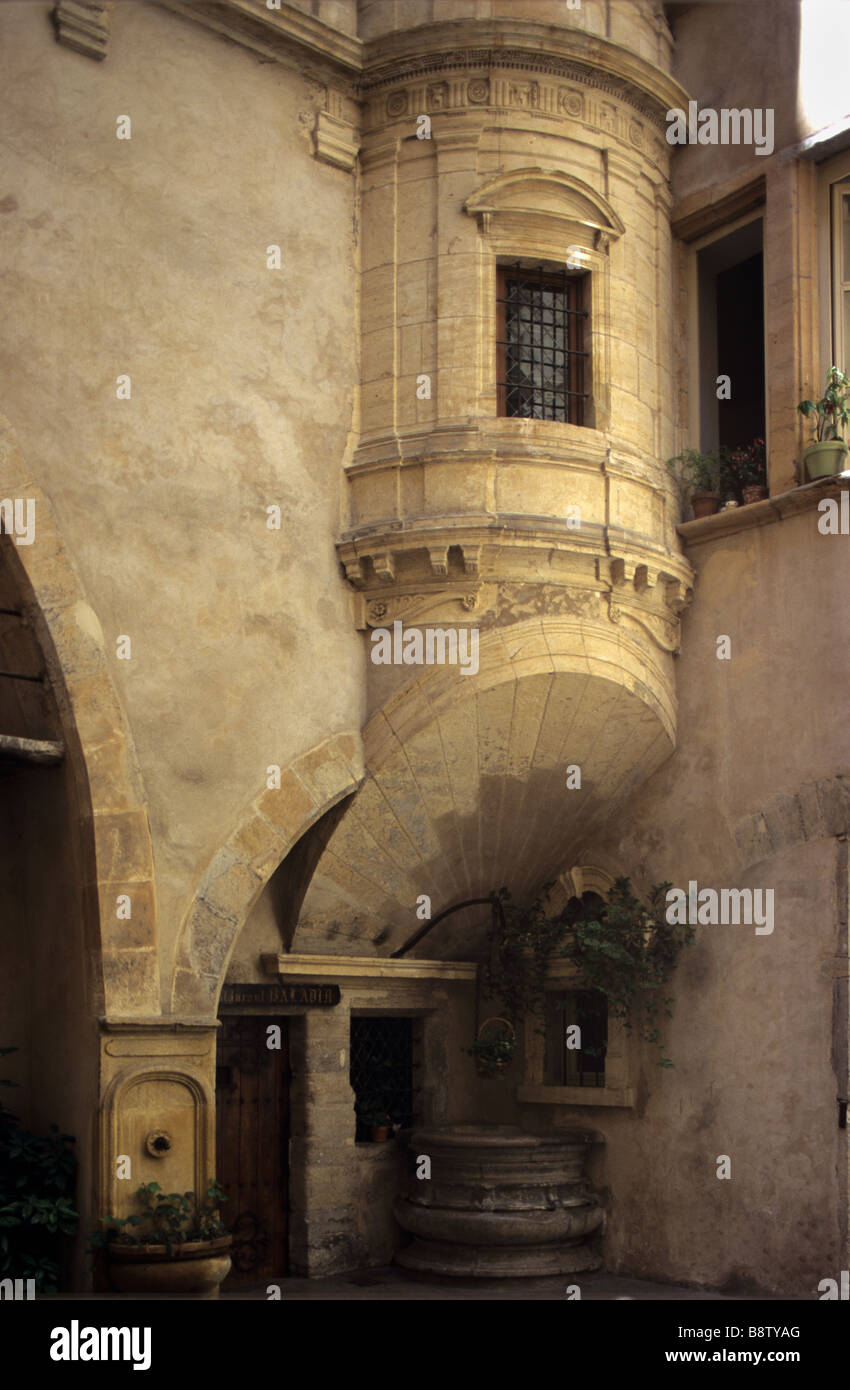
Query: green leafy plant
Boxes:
[
  {"xmin": 91, "ymin": 1181, "xmax": 228, "ymax": 1259},
  {"xmin": 0, "ymin": 1046, "xmax": 79, "ymax": 1293},
  {"xmin": 666, "ymin": 448, "xmax": 724, "ymax": 508},
  {"xmin": 797, "ymin": 366, "xmax": 850, "ymax": 442},
  {"xmin": 561, "ymin": 878, "xmax": 695, "ymax": 1068},
  {"xmin": 470, "ymin": 880, "xmax": 695, "ymax": 1070}
]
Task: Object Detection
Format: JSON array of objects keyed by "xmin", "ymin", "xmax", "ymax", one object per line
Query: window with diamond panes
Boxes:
[
  {"xmin": 497, "ymin": 263, "xmax": 589, "ymax": 424},
  {"xmin": 350, "ymin": 1016, "xmax": 416, "ymax": 1141}
]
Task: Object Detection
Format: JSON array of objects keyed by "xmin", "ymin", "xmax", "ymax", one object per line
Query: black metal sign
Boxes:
[{"xmin": 220, "ymin": 982, "xmax": 340, "ymax": 1007}]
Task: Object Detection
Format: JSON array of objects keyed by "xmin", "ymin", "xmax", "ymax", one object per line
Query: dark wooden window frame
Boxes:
[{"xmin": 496, "ymin": 262, "xmax": 589, "ymax": 425}]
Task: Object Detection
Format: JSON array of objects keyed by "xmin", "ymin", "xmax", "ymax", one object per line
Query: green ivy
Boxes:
[
  {"xmin": 562, "ymin": 878, "xmax": 695, "ymax": 1067},
  {"xmin": 478, "ymin": 879, "xmax": 695, "ymax": 1068}
]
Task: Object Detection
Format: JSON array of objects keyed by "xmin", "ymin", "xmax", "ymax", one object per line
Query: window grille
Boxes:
[
  {"xmin": 350, "ymin": 1016, "xmax": 415, "ymax": 1141},
  {"xmin": 497, "ymin": 263, "xmax": 589, "ymax": 424},
  {"xmin": 544, "ymin": 988, "xmax": 608, "ymax": 1088}
]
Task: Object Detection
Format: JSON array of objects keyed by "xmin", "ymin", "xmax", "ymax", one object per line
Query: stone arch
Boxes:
[
  {"xmin": 0, "ymin": 415, "xmax": 158, "ymax": 1015},
  {"xmin": 170, "ymin": 730, "xmax": 365, "ymax": 1016},
  {"xmin": 733, "ymin": 776, "xmax": 850, "ymax": 869}
]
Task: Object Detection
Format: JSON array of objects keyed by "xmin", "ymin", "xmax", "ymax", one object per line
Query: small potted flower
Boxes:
[
  {"xmin": 666, "ymin": 449, "xmax": 724, "ymax": 518},
  {"xmin": 721, "ymin": 438, "xmax": 767, "ymax": 504},
  {"xmin": 797, "ymin": 366, "xmax": 850, "ymax": 479}
]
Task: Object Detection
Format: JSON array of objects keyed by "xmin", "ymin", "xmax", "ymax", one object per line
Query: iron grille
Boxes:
[
  {"xmin": 545, "ymin": 988, "xmax": 608, "ymax": 1088},
  {"xmin": 350, "ymin": 1016, "xmax": 415, "ymax": 1140},
  {"xmin": 497, "ymin": 263, "xmax": 589, "ymax": 424}
]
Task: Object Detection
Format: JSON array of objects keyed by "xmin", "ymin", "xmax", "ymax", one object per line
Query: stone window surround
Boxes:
[
  {"xmin": 683, "ymin": 207, "xmax": 766, "ymax": 465},
  {"xmin": 817, "ymin": 146, "xmax": 850, "ymax": 382},
  {"xmin": 517, "ymin": 864, "xmax": 635, "ymax": 1110},
  {"xmin": 465, "ymin": 168, "xmax": 625, "ymax": 433}
]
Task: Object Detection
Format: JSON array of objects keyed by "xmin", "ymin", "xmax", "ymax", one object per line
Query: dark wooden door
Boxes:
[{"xmin": 215, "ymin": 1014, "xmax": 290, "ymax": 1286}]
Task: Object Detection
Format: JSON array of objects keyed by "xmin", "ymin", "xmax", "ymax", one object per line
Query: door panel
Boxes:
[{"xmin": 215, "ymin": 1014, "xmax": 290, "ymax": 1285}]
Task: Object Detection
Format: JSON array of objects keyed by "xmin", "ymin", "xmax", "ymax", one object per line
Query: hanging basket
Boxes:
[{"xmin": 469, "ymin": 1017, "xmax": 516, "ymax": 1077}]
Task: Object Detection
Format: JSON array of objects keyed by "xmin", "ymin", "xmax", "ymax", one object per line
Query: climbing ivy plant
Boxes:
[{"xmin": 479, "ymin": 877, "xmax": 695, "ymax": 1068}]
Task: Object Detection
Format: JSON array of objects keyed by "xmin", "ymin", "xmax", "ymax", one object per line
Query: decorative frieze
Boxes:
[{"xmin": 367, "ymin": 69, "xmax": 667, "ymax": 172}]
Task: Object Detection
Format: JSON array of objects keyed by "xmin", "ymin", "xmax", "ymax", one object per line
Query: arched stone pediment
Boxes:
[{"xmin": 464, "ymin": 168, "xmax": 625, "ymax": 247}]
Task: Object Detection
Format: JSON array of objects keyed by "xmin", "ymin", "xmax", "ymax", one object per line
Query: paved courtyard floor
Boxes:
[{"xmin": 218, "ymin": 1266, "xmax": 797, "ymax": 1301}]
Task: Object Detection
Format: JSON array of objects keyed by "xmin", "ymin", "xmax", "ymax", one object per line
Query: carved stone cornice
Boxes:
[
  {"xmin": 361, "ymin": 21, "xmax": 688, "ymax": 131},
  {"xmin": 52, "ymin": 0, "xmax": 115, "ymax": 61},
  {"xmin": 338, "ymin": 518, "xmax": 693, "ymax": 657}
]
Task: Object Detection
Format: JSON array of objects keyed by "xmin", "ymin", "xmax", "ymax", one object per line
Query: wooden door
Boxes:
[{"xmin": 215, "ymin": 1014, "xmax": 290, "ymax": 1286}]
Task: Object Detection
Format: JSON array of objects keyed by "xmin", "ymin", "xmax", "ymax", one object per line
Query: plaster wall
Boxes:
[
  {"xmin": 667, "ymin": 0, "xmax": 850, "ymax": 204},
  {"xmin": 0, "ymin": 0, "xmax": 364, "ymax": 1011}
]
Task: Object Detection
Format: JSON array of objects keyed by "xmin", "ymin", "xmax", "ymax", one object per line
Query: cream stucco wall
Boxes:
[{"xmin": 533, "ymin": 496, "xmax": 850, "ymax": 1293}]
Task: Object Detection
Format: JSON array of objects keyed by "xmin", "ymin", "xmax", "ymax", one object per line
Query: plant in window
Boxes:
[
  {"xmin": 561, "ymin": 878, "xmax": 695, "ymax": 1069},
  {"xmin": 720, "ymin": 438, "xmax": 767, "ymax": 503},
  {"xmin": 796, "ymin": 366, "xmax": 850, "ymax": 479},
  {"xmin": 467, "ymin": 879, "xmax": 695, "ymax": 1073},
  {"xmin": 666, "ymin": 449, "xmax": 724, "ymax": 518}
]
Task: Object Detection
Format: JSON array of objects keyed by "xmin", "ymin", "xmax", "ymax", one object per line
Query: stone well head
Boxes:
[{"xmin": 394, "ymin": 1123, "xmax": 604, "ymax": 1277}]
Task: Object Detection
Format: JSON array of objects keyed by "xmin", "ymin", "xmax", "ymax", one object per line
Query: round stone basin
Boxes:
[{"xmin": 394, "ymin": 1123, "xmax": 604, "ymax": 1278}]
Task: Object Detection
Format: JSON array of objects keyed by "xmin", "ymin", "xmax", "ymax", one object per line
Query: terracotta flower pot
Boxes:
[
  {"xmin": 742, "ymin": 485, "xmax": 769, "ymax": 504},
  {"xmin": 370, "ymin": 1125, "xmax": 390, "ymax": 1143},
  {"xmin": 107, "ymin": 1235, "xmax": 232, "ymax": 1298},
  {"xmin": 691, "ymin": 491, "xmax": 721, "ymax": 518},
  {"xmin": 804, "ymin": 440, "xmax": 848, "ymax": 480}
]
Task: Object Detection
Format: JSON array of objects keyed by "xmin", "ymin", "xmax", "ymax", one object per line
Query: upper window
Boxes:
[
  {"xmin": 496, "ymin": 263, "xmax": 589, "ymax": 425},
  {"xmin": 831, "ymin": 177, "xmax": 850, "ymax": 377}
]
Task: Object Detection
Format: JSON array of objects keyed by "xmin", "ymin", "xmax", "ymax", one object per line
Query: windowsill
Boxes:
[
  {"xmin": 518, "ymin": 1084, "xmax": 635, "ymax": 1109},
  {"xmin": 354, "ymin": 1140, "xmax": 403, "ymax": 1157},
  {"xmin": 677, "ymin": 471, "xmax": 850, "ymax": 545}
]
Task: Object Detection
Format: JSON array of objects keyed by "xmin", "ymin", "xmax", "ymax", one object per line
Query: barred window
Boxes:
[
  {"xmin": 497, "ymin": 263, "xmax": 589, "ymax": 425},
  {"xmin": 350, "ymin": 1016, "xmax": 416, "ymax": 1142},
  {"xmin": 544, "ymin": 988, "xmax": 608, "ymax": 1087}
]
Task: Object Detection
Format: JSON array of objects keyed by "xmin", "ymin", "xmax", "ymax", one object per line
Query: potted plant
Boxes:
[
  {"xmin": 465, "ymin": 1018, "xmax": 516, "ymax": 1077},
  {"xmin": 666, "ymin": 449, "xmax": 724, "ymax": 518},
  {"xmin": 92, "ymin": 1181, "xmax": 232, "ymax": 1298},
  {"xmin": 721, "ymin": 438, "xmax": 767, "ymax": 504},
  {"xmin": 797, "ymin": 366, "xmax": 850, "ymax": 479},
  {"xmin": 361, "ymin": 1106, "xmax": 392, "ymax": 1143}
]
